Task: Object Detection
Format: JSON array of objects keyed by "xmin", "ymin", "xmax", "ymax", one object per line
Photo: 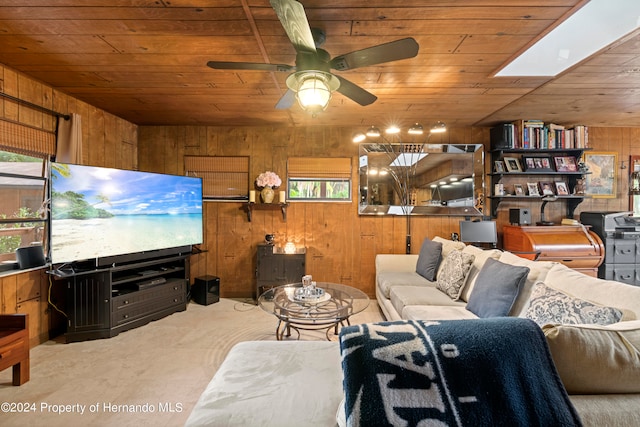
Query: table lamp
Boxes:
[{"xmin": 537, "ymin": 195, "xmax": 558, "ymax": 226}]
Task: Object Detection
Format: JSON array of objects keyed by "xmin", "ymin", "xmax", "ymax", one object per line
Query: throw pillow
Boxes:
[
  {"xmin": 415, "ymin": 238, "xmax": 443, "ymax": 281},
  {"xmin": 524, "ymin": 282, "xmax": 623, "ymax": 326},
  {"xmin": 543, "ymin": 321, "xmax": 640, "ymax": 393},
  {"xmin": 465, "ymin": 258, "xmax": 529, "ymax": 318},
  {"xmin": 435, "ymin": 250, "xmax": 475, "ymax": 300}
]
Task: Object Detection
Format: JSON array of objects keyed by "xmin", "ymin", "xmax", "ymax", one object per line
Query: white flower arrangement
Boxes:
[{"xmin": 256, "ymin": 171, "xmax": 282, "ymax": 188}]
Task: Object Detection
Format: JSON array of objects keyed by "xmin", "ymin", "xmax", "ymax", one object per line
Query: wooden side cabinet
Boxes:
[
  {"xmin": 0, "ymin": 314, "xmax": 29, "ymax": 385},
  {"xmin": 256, "ymin": 244, "xmax": 305, "ymax": 299},
  {"xmin": 502, "ymin": 225, "xmax": 604, "ymax": 277}
]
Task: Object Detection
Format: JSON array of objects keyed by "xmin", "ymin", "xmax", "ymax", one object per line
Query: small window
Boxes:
[
  {"xmin": 0, "ymin": 151, "xmax": 48, "ymax": 263},
  {"xmin": 288, "ymin": 178, "xmax": 351, "ymax": 201},
  {"xmin": 287, "ymin": 157, "xmax": 352, "ymax": 202}
]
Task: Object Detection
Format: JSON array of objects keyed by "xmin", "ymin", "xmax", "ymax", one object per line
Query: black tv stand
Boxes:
[{"xmin": 49, "ymin": 252, "xmax": 189, "ymax": 343}]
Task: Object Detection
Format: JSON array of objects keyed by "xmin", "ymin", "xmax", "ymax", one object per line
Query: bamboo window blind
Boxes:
[
  {"xmin": 184, "ymin": 156, "xmax": 249, "ymax": 200},
  {"xmin": 0, "ymin": 119, "xmax": 55, "ymax": 157},
  {"xmin": 287, "ymin": 157, "xmax": 351, "ymax": 178}
]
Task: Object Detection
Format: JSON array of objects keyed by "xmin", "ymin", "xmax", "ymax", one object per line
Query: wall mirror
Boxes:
[{"xmin": 358, "ymin": 143, "xmax": 485, "ymax": 216}]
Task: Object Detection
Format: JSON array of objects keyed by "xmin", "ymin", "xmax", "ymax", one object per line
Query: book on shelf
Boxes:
[
  {"xmin": 490, "ymin": 121, "xmax": 588, "ymax": 151},
  {"xmin": 548, "ymin": 123, "xmax": 565, "ymax": 149},
  {"xmin": 490, "ymin": 123, "xmax": 515, "ymax": 149}
]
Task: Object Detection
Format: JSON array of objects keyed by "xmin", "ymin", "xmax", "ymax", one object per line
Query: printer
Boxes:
[{"xmin": 580, "ymin": 211, "xmax": 640, "ymax": 285}]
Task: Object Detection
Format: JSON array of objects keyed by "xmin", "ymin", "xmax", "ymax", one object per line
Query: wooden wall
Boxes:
[
  {"xmin": 0, "ymin": 65, "xmax": 138, "ymax": 346},
  {"xmin": 138, "ymin": 125, "xmax": 640, "ymax": 300},
  {"xmin": 138, "ymin": 126, "xmax": 489, "ymax": 298}
]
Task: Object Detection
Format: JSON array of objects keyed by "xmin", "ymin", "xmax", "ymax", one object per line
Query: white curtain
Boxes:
[{"xmin": 55, "ymin": 113, "xmax": 82, "ymax": 163}]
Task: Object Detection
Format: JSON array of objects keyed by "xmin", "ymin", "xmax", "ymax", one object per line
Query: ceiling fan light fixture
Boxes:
[
  {"xmin": 408, "ymin": 123, "xmax": 424, "ymax": 135},
  {"xmin": 286, "ymin": 71, "xmax": 339, "ymax": 113},
  {"xmin": 430, "ymin": 121, "xmax": 447, "ymax": 134}
]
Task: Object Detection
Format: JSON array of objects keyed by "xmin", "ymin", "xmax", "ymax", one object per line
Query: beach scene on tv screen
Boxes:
[{"xmin": 51, "ymin": 163, "xmax": 203, "ymax": 264}]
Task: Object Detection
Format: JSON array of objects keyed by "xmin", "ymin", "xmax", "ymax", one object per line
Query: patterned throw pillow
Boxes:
[
  {"xmin": 436, "ymin": 250, "xmax": 475, "ymax": 300},
  {"xmin": 525, "ymin": 282, "xmax": 623, "ymax": 326},
  {"xmin": 415, "ymin": 238, "xmax": 443, "ymax": 281}
]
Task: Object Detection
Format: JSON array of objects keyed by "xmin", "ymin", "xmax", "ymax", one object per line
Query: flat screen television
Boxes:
[
  {"xmin": 50, "ymin": 162, "xmax": 203, "ymax": 266},
  {"xmin": 459, "ymin": 220, "xmax": 497, "ymax": 245}
]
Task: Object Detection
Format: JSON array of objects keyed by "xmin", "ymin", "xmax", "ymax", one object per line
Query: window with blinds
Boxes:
[
  {"xmin": 0, "ymin": 119, "xmax": 53, "ymax": 263},
  {"xmin": 287, "ymin": 157, "xmax": 352, "ymax": 201},
  {"xmin": 184, "ymin": 156, "xmax": 249, "ymax": 201}
]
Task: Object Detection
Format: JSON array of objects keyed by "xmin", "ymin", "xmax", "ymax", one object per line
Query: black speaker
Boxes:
[
  {"xmin": 509, "ymin": 208, "xmax": 531, "ymax": 225},
  {"xmin": 16, "ymin": 245, "xmax": 46, "ymax": 269},
  {"xmin": 193, "ymin": 275, "xmax": 220, "ymax": 305}
]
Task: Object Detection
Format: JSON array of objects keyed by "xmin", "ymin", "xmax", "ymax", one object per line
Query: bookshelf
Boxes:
[{"xmin": 489, "ymin": 121, "xmax": 591, "ymax": 218}]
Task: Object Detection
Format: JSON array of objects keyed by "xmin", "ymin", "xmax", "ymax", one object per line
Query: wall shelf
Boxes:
[
  {"xmin": 489, "ymin": 146, "xmax": 591, "ymax": 218},
  {"xmin": 243, "ymin": 202, "xmax": 288, "ymax": 222}
]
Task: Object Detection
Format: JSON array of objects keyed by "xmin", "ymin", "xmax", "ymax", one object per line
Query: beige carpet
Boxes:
[{"xmin": 0, "ymin": 298, "xmax": 384, "ymax": 426}]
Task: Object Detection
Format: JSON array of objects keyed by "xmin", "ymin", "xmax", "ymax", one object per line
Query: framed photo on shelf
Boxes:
[
  {"xmin": 494, "ymin": 160, "xmax": 505, "ymax": 173},
  {"xmin": 513, "ymin": 184, "xmax": 525, "ymax": 196},
  {"xmin": 504, "ymin": 157, "xmax": 522, "ymax": 172},
  {"xmin": 584, "ymin": 151, "xmax": 618, "ymax": 198},
  {"xmin": 539, "ymin": 181, "xmax": 555, "ymax": 196},
  {"xmin": 527, "ymin": 182, "xmax": 540, "ymax": 196},
  {"xmin": 523, "ymin": 155, "xmax": 554, "ymax": 172},
  {"xmin": 554, "ymin": 156, "xmax": 578, "ymax": 172},
  {"xmin": 555, "ymin": 181, "xmax": 569, "ymax": 195}
]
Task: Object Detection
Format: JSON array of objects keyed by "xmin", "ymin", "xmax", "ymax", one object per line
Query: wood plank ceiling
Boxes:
[{"xmin": 1, "ymin": 0, "xmax": 640, "ymax": 128}]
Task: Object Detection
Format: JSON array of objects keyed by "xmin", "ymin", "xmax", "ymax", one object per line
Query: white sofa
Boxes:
[
  {"xmin": 376, "ymin": 236, "xmax": 640, "ymax": 323},
  {"xmin": 187, "ymin": 237, "xmax": 640, "ymax": 426},
  {"xmin": 373, "ymin": 236, "xmax": 640, "ymax": 426}
]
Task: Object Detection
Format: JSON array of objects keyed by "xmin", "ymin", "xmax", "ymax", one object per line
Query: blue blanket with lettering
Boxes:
[{"xmin": 339, "ymin": 318, "xmax": 582, "ymax": 427}]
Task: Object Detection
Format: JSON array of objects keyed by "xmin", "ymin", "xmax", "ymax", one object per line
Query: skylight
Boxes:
[{"xmin": 495, "ymin": 0, "xmax": 640, "ymax": 77}]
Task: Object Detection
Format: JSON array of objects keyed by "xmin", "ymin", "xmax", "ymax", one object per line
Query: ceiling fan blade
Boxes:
[
  {"xmin": 335, "ymin": 76, "xmax": 377, "ymax": 106},
  {"xmin": 275, "ymin": 89, "xmax": 296, "ymax": 110},
  {"xmin": 270, "ymin": 0, "xmax": 317, "ymax": 54},
  {"xmin": 330, "ymin": 37, "xmax": 419, "ymax": 71},
  {"xmin": 207, "ymin": 61, "xmax": 293, "ymax": 72}
]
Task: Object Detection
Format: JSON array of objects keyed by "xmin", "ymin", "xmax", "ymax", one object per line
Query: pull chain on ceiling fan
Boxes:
[{"xmin": 207, "ymin": 0, "xmax": 419, "ymax": 114}]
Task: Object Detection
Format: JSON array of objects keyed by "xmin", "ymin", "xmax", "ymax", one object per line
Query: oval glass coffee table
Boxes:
[{"xmin": 258, "ymin": 282, "xmax": 370, "ymax": 340}]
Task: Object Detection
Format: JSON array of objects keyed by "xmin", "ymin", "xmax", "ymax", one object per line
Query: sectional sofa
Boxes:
[
  {"xmin": 187, "ymin": 236, "xmax": 640, "ymax": 426},
  {"xmin": 376, "ymin": 236, "xmax": 640, "ymax": 425}
]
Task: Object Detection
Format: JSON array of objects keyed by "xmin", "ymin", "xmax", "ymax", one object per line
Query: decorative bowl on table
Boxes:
[{"xmin": 292, "ymin": 286, "xmax": 328, "ymax": 302}]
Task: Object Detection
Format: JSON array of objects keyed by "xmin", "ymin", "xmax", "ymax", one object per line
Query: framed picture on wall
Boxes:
[{"xmin": 584, "ymin": 151, "xmax": 618, "ymax": 198}]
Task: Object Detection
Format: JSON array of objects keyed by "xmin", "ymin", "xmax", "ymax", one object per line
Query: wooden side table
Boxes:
[{"xmin": 0, "ymin": 314, "xmax": 30, "ymax": 385}]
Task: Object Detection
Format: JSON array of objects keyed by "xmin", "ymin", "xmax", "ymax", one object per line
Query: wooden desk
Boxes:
[
  {"xmin": 503, "ymin": 225, "xmax": 604, "ymax": 277},
  {"xmin": 0, "ymin": 314, "xmax": 29, "ymax": 385}
]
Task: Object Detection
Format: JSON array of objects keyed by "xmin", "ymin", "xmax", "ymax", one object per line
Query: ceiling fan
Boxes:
[{"xmin": 206, "ymin": 0, "xmax": 419, "ymax": 113}]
